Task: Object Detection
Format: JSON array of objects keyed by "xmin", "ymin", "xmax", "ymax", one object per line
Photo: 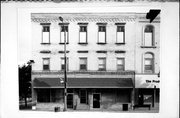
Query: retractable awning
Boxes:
[{"xmin": 33, "ymin": 78, "xmax": 133, "ymax": 88}]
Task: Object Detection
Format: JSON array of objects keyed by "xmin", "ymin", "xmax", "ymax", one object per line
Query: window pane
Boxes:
[
  {"xmin": 43, "ymin": 59, "xmax": 49, "ymax": 65},
  {"xmin": 117, "ymin": 26, "xmax": 124, "ymax": 32},
  {"xmin": 80, "ymin": 58, "xmax": 87, "ymax": 64},
  {"xmin": 117, "ymin": 32, "xmax": 124, "ymax": 43},
  {"xmin": 42, "ymin": 32, "xmax": 49, "ymax": 43},
  {"xmin": 61, "ymin": 26, "xmax": 68, "ymax": 32},
  {"xmin": 43, "ymin": 26, "xmax": 49, "ymax": 32},
  {"xmin": 80, "ymin": 32, "xmax": 87, "ymax": 43},
  {"xmin": 145, "ymin": 59, "xmax": 152, "ymax": 65},
  {"xmin": 98, "ymin": 58, "xmax": 106, "ymax": 70},
  {"xmin": 145, "ymin": 32, "xmax": 153, "ymax": 46},
  {"xmin": 99, "ymin": 26, "xmax": 106, "ymax": 32},
  {"xmin": 61, "ymin": 58, "xmax": 68, "ymax": 70},
  {"xmin": 60, "ymin": 32, "xmax": 68, "ymax": 43},
  {"xmin": 98, "ymin": 32, "xmax": 105, "ymax": 43},
  {"xmin": 80, "ymin": 26, "xmax": 87, "ymax": 32}
]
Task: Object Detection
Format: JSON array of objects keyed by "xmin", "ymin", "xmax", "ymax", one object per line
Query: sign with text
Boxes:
[{"xmin": 135, "ymin": 74, "xmax": 160, "ymax": 88}]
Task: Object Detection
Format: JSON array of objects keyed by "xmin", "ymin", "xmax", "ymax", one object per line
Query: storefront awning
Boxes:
[{"xmin": 33, "ymin": 78, "xmax": 133, "ymax": 88}]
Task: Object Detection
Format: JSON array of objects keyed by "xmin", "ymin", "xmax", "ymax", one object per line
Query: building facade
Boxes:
[{"xmin": 31, "ymin": 13, "xmax": 160, "ymax": 111}]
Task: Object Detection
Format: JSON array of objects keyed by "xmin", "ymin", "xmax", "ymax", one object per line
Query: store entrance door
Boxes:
[
  {"xmin": 93, "ymin": 93, "xmax": 100, "ymax": 108},
  {"xmin": 67, "ymin": 94, "xmax": 73, "ymax": 109}
]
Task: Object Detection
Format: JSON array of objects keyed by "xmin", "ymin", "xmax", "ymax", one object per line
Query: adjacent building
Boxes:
[{"xmin": 31, "ymin": 13, "xmax": 160, "ymax": 111}]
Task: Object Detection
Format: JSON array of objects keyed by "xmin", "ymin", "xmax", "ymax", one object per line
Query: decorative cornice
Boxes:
[{"xmin": 31, "ymin": 13, "xmax": 136, "ymax": 23}]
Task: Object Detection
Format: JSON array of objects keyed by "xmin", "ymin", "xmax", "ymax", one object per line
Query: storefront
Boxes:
[
  {"xmin": 32, "ymin": 77, "xmax": 134, "ymax": 111},
  {"xmin": 135, "ymin": 74, "xmax": 160, "ymax": 108}
]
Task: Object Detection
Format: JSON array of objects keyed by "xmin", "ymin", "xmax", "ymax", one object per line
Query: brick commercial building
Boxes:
[{"xmin": 31, "ymin": 13, "xmax": 160, "ymax": 111}]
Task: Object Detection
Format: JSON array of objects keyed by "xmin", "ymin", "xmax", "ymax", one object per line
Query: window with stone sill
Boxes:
[
  {"xmin": 97, "ymin": 25, "xmax": 106, "ymax": 44},
  {"xmin": 79, "ymin": 58, "xmax": 87, "ymax": 71},
  {"xmin": 61, "ymin": 57, "xmax": 69, "ymax": 71},
  {"xmin": 43, "ymin": 58, "xmax": 50, "ymax": 70},
  {"xmin": 116, "ymin": 25, "xmax": 125, "ymax": 44},
  {"xmin": 143, "ymin": 25, "xmax": 155, "ymax": 47},
  {"xmin": 79, "ymin": 25, "xmax": 88, "ymax": 44},
  {"xmin": 42, "ymin": 25, "xmax": 50, "ymax": 44},
  {"xmin": 60, "ymin": 25, "xmax": 69, "ymax": 44}
]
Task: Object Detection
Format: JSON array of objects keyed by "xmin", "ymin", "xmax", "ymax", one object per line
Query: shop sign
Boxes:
[{"xmin": 135, "ymin": 74, "xmax": 160, "ymax": 88}]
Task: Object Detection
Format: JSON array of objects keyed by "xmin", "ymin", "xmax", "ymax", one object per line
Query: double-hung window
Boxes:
[
  {"xmin": 79, "ymin": 58, "xmax": 87, "ymax": 71},
  {"xmin": 60, "ymin": 24, "xmax": 69, "ymax": 44},
  {"xmin": 43, "ymin": 58, "xmax": 50, "ymax": 70},
  {"xmin": 61, "ymin": 57, "xmax": 69, "ymax": 71},
  {"xmin": 144, "ymin": 25, "xmax": 154, "ymax": 46},
  {"xmin": 79, "ymin": 23, "xmax": 88, "ymax": 44},
  {"xmin": 97, "ymin": 23, "xmax": 107, "ymax": 44},
  {"xmin": 98, "ymin": 58, "xmax": 106, "ymax": 71},
  {"xmin": 116, "ymin": 25, "xmax": 125, "ymax": 44},
  {"xmin": 117, "ymin": 58, "xmax": 125, "ymax": 71},
  {"xmin": 144, "ymin": 53, "xmax": 154, "ymax": 73},
  {"xmin": 41, "ymin": 24, "xmax": 50, "ymax": 44}
]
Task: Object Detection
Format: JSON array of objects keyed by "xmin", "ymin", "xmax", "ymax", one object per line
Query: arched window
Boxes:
[
  {"xmin": 144, "ymin": 25, "xmax": 154, "ymax": 46},
  {"xmin": 144, "ymin": 52, "xmax": 154, "ymax": 73}
]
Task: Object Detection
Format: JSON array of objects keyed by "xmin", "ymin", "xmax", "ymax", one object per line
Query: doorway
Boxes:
[
  {"xmin": 67, "ymin": 93, "xmax": 73, "ymax": 109},
  {"xmin": 93, "ymin": 93, "xmax": 100, "ymax": 108}
]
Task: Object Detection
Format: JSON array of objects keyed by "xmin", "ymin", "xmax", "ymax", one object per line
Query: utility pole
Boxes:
[{"xmin": 59, "ymin": 16, "xmax": 67, "ymax": 111}]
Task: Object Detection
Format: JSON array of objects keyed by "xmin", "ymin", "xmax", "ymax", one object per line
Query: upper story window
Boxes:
[
  {"xmin": 116, "ymin": 23, "xmax": 125, "ymax": 44},
  {"xmin": 117, "ymin": 58, "xmax": 125, "ymax": 71},
  {"xmin": 144, "ymin": 25, "xmax": 154, "ymax": 47},
  {"xmin": 43, "ymin": 58, "xmax": 50, "ymax": 70},
  {"xmin": 144, "ymin": 52, "xmax": 154, "ymax": 73},
  {"xmin": 98, "ymin": 58, "xmax": 106, "ymax": 71},
  {"xmin": 61, "ymin": 57, "xmax": 69, "ymax": 71},
  {"xmin": 78, "ymin": 23, "xmax": 88, "ymax": 44},
  {"xmin": 59, "ymin": 23, "xmax": 69, "ymax": 44},
  {"xmin": 97, "ymin": 23, "xmax": 107, "ymax": 44},
  {"xmin": 79, "ymin": 58, "xmax": 87, "ymax": 71},
  {"xmin": 41, "ymin": 23, "xmax": 51, "ymax": 44}
]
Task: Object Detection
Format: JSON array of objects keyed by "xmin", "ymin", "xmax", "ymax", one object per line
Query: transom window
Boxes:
[
  {"xmin": 117, "ymin": 58, "xmax": 125, "ymax": 71},
  {"xmin": 144, "ymin": 53, "xmax": 154, "ymax": 73},
  {"xmin": 43, "ymin": 58, "xmax": 50, "ymax": 70},
  {"xmin": 144, "ymin": 25, "xmax": 154, "ymax": 46},
  {"xmin": 79, "ymin": 58, "xmax": 87, "ymax": 71},
  {"xmin": 98, "ymin": 58, "xmax": 106, "ymax": 71}
]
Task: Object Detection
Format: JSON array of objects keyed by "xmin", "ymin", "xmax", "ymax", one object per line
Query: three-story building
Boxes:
[{"xmin": 31, "ymin": 13, "xmax": 160, "ymax": 111}]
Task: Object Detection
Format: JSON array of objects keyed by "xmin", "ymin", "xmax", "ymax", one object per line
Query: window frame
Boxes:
[
  {"xmin": 97, "ymin": 23, "xmax": 107, "ymax": 44},
  {"xmin": 98, "ymin": 57, "xmax": 106, "ymax": 71},
  {"xmin": 59, "ymin": 23, "xmax": 69, "ymax": 44},
  {"xmin": 79, "ymin": 57, "xmax": 88, "ymax": 71},
  {"xmin": 41, "ymin": 24, "xmax": 51, "ymax": 44},
  {"xmin": 61, "ymin": 57, "xmax": 69, "ymax": 71},
  {"xmin": 144, "ymin": 53, "xmax": 154, "ymax": 73},
  {"xmin": 79, "ymin": 25, "xmax": 88, "ymax": 44},
  {"xmin": 42, "ymin": 58, "xmax": 50, "ymax": 71},
  {"xmin": 117, "ymin": 58, "xmax": 125, "ymax": 71},
  {"xmin": 143, "ymin": 25, "xmax": 155, "ymax": 47},
  {"xmin": 116, "ymin": 25, "xmax": 125, "ymax": 44}
]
